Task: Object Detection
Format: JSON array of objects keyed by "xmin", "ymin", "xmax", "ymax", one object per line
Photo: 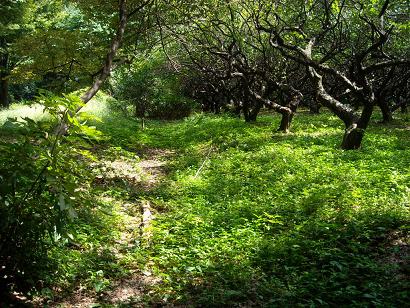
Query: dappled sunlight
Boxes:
[
  {"xmin": 0, "ymin": 103, "xmax": 48, "ymax": 125},
  {"xmin": 2, "ymin": 0, "xmax": 409, "ymax": 305},
  {"xmin": 140, "ymin": 112, "xmax": 409, "ymax": 306},
  {"xmin": 1, "ymin": 99, "xmax": 408, "ymax": 306}
]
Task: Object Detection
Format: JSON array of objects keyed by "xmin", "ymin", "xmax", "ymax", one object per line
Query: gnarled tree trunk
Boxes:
[
  {"xmin": 278, "ymin": 93, "xmax": 302, "ymax": 132},
  {"xmin": 309, "ymin": 97, "xmax": 320, "ymax": 114},
  {"xmin": 247, "ymin": 99, "xmax": 263, "ymax": 122},
  {"xmin": 249, "ymin": 90, "xmax": 296, "ymax": 132},
  {"xmin": 340, "ymin": 103, "xmax": 373, "ymax": 150},
  {"xmin": 341, "ymin": 124, "xmax": 365, "ymax": 150},
  {"xmin": 278, "ymin": 110, "xmax": 293, "ymax": 132},
  {"xmin": 378, "ymin": 99, "xmax": 393, "ymax": 123}
]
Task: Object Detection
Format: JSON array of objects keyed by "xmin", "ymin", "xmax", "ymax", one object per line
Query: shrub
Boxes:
[
  {"xmin": 9, "ymin": 81, "xmax": 39, "ymax": 102},
  {"xmin": 0, "ymin": 92, "xmax": 98, "ymax": 294},
  {"xmin": 110, "ymin": 49, "xmax": 197, "ymax": 120}
]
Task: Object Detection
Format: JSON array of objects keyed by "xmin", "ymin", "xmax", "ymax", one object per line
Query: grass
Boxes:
[
  {"xmin": 1, "ymin": 96, "xmax": 409, "ymax": 307},
  {"xmin": 0, "ymin": 103, "xmax": 47, "ymax": 125},
  {"xmin": 133, "ymin": 113, "xmax": 409, "ymax": 307}
]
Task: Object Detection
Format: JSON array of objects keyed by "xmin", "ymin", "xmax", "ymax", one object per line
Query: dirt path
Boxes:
[{"xmin": 47, "ymin": 148, "xmax": 174, "ymax": 307}]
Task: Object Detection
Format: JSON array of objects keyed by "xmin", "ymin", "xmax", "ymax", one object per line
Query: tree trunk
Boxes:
[
  {"xmin": 309, "ymin": 98, "xmax": 320, "ymax": 114},
  {"xmin": 233, "ymin": 101, "xmax": 242, "ymax": 117},
  {"xmin": 399, "ymin": 97, "xmax": 407, "ymax": 113},
  {"xmin": 341, "ymin": 97, "xmax": 373, "ymax": 149},
  {"xmin": 243, "ymin": 110, "xmax": 251, "ymax": 122},
  {"xmin": 378, "ymin": 97, "xmax": 392, "ymax": 123},
  {"xmin": 214, "ymin": 101, "xmax": 221, "ymax": 114},
  {"xmin": 247, "ymin": 111, "xmax": 258, "ymax": 122},
  {"xmin": 278, "ymin": 110, "xmax": 293, "ymax": 133},
  {"xmin": 0, "ymin": 46, "xmax": 9, "ymax": 108},
  {"xmin": 277, "ymin": 93, "xmax": 300, "ymax": 132},
  {"xmin": 341, "ymin": 124, "xmax": 365, "ymax": 150},
  {"xmin": 243, "ymin": 100, "xmax": 252, "ymax": 122},
  {"xmin": 248, "ymin": 100, "xmax": 263, "ymax": 122},
  {"xmin": 0, "ymin": 77, "xmax": 8, "ymax": 108}
]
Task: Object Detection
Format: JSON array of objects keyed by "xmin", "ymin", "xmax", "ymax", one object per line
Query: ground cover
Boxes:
[{"xmin": 1, "ymin": 97, "xmax": 409, "ymax": 307}]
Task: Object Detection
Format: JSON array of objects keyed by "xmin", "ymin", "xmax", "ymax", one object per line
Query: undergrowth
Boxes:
[
  {"xmin": 136, "ymin": 113, "xmax": 409, "ymax": 307},
  {"xmin": 1, "ymin": 95, "xmax": 409, "ymax": 307}
]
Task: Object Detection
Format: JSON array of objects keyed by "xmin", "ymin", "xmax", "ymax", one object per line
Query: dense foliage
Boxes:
[
  {"xmin": 0, "ymin": 93, "xmax": 101, "ymax": 294},
  {"xmin": 0, "ymin": 0, "xmax": 409, "ymax": 306},
  {"xmin": 145, "ymin": 113, "xmax": 409, "ymax": 306},
  {"xmin": 110, "ymin": 49, "xmax": 197, "ymax": 119},
  {"xmin": 1, "ymin": 96, "xmax": 408, "ymax": 306}
]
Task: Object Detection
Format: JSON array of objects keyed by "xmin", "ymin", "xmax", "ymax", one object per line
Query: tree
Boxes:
[
  {"xmin": 1, "ymin": 0, "xmax": 90, "ymax": 104},
  {"xmin": 0, "ymin": 0, "xmax": 28, "ymax": 107},
  {"xmin": 254, "ymin": 0, "xmax": 410, "ymax": 149},
  {"xmin": 160, "ymin": 0, "xmax": 304, "ymax": 131}
]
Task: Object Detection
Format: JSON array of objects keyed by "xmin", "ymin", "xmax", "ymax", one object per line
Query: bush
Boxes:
[
  {"xmin": 0, "ymin": 92, "xmax": 98, "ymax": 294},
  {"xmin": 110, "ymin": 49, "xmax": 197, "ymax": 120},
  {"xmin": 9, "ymin": 81, "xmax": 39, "ymax": 102}
]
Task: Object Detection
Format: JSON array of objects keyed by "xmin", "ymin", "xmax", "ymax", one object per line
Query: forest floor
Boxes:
[
  {"xmin": 1, "ymin": 95, "xmax": 409, "ymax": 307},
  {"xmin": 48, "ymin": 148, "xmax": 171, "ymax": 307}
]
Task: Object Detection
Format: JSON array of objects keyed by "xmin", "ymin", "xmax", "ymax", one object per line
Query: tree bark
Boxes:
[
  {"xmin": 0, "ymin": 46, "xmax": 9, "ymax": 108},
  {"xmin": 378, "ymin": 99, "xmax": 393, "ymax": 123},
  {"xmin": 233, "ymin": 101, "xmax": 242, "ymax": 117},
  {"xmin": 278, "ymin": 94, "xmax": 300, "ymax": 133},
  {"xmin": 311, "ymin": 68, "xmax": 356, "ymax": 128},
  {"xmin": 243, "ymin": 105, "xmax": 251, "ymax": 122},
  {"xmin": 278, "ymin": 110, "xmax": 293, "ymax": 132},
  {"xmin": 341, "ymin": 124, "xmax": 365, "ymax": 150},
  {"xmin": 309, "ymin": 68, "xmax": 371, "ymax": 149},
  {"xmin": 249, "ymin": 90, "xmax": 295, "ymax": 130},
  {"xmin": 309, "ymin": 97, "xmax": 320, "ymax": 114},
  {"xmin": 247, "ymin": 99, "xmax": 263, "ymax": 122},
  {"xmin": 247, "ymin": 109, "xmax": 258, "ymax": 122},
  {"xmin": 0, "ymin": 77, "xmax": 8, "ymax": 108}
]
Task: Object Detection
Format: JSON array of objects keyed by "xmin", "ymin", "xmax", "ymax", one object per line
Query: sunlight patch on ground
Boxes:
[
  {"xmin": 0, "ymin": 103, "xmax": 47, "ymax": 124},
  {"xmin": 48, "ymin": 146, "xmax": 171, "ymax": 306}
]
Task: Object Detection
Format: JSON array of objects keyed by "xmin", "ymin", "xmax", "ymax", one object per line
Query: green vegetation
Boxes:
[
  {"xmin": 1, "ymin": 96, "xmax": 408, "ymax": 306},
  {"xmin": 1, "ymin": 0, "xmax": 409, "ymax": 306},
  {"xmin": 110, "ymin": 49, "xmax": 197, "ymax": 119},
  {"xmin": 144, "ymin": 113, "xmax": 409, "ymax": 306}
]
